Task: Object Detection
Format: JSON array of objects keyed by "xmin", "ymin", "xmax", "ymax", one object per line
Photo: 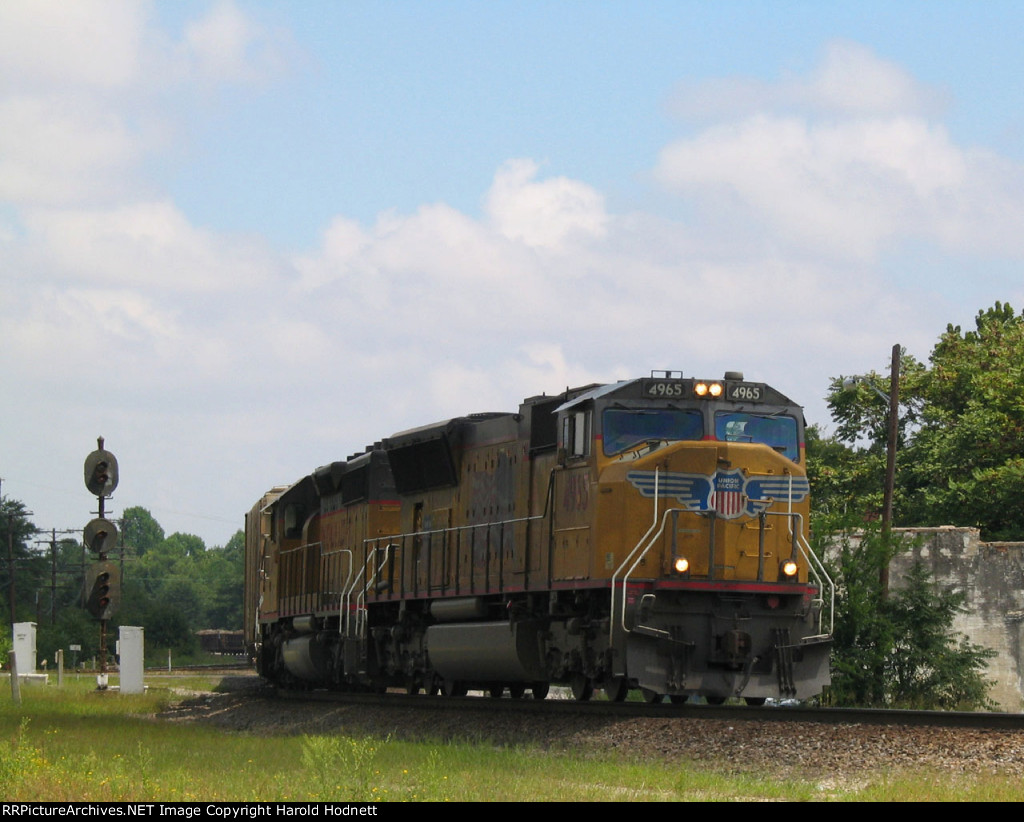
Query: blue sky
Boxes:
[{"xmin": 3, "ymin": 1, "xmax": 1024, "ymax": 547}]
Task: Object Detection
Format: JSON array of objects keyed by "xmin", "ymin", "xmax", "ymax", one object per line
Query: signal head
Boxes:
[
  {"xmin": 84, "ymin": 446, "xmax": 119, "ymax": 497},
  {"xmin": 84, "ymin": 561, "xmax": 120, "ymax": 620},
  {"xmin": 84, "ymin": 517, "xmax": 119, "ymax": 555}
]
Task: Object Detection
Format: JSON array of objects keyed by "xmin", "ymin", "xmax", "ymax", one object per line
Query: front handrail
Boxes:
[
  {"xmin": 614, "ymin": 506, "xmax": 689, "ymax": 638},
  {"xmin": 765, "ymin": 509, "xmax": 834, "ymax": 637},
  {"xmin": 610, "ymin": 467, "xmax": 660, "ymax": 642},
  {"xmin": 613, "ymin": 507, "xmax": 835, "ymax": 640}
]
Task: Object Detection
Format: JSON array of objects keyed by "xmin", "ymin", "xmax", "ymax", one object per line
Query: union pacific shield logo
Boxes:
[
  {"xmin": 626, "ymin": 469, "xmax": 809, "ymax": 520},
  {"xmin": 712, "ymin": 469, "xmax": 745, "ymax": 517}
]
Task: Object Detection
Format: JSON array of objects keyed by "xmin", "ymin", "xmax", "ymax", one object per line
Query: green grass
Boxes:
[{"xmin": 1, "ymin": 675, "xmax": 1021, "ymax": 802}]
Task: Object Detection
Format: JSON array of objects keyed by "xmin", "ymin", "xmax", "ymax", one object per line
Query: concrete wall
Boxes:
[{"xmin": 888, "ymin": 526, "xmax": 1024, "ymax": 711}]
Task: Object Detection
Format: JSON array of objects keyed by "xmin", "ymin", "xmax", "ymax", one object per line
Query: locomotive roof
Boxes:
[
  {"xmin": 555, "ymin": 375, "xmax": 800, "ymax": 412},
  {"xmin": 384, "ymin": 412, "xmax": 513, "ymax": 450},
  {"xmin": 554, "ymin": 380, "xmax": 633, "ymax": 412}
]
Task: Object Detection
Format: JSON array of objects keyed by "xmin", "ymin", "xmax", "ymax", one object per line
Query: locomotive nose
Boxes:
[{"xmin": 721, "ymin": 629, "xmax": 752, "ymax": 663}]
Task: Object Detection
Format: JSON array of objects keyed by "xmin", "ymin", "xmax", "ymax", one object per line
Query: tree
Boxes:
[
  {"xmin": 0, "ymin": 497, "xmax": 42, "ymax": 625},
  {"xmin": 120, "ymin": 506, "xmax": 164, "ymax": 557},
  {"xmin": 903, "ymin": 302, "xmax": 1024, "ymax": 539},
  {"xmin": 887, "ymin": 562, "xmax": 995, "ymax": 709},
  {"xmin": 198, "ymin": 532, "xmax": 245, "ymax": 629},
  {"xmin": 818, "ymin": 303, "xmax": 1024, "ymax": 540},
  {"xmin": 818, "ymin": 524, "xmax": 894, "ymax": 706},
  {"xmin": 805, "ymin": 425, "xmax": 880, "ymax": 522},
  {"xmin": 822, "ymin": 525, "xmax": 994, "ymax": 710}
]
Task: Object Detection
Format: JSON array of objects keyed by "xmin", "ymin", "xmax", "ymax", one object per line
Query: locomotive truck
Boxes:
[{"xmin": 244, "ymin": 370, "xmax": 833, "ymax": 703}]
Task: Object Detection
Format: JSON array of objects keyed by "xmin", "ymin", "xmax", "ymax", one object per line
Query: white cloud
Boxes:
[
  {"xmin": 1, "ymin": 17, "xmax": 1019, "ymax": 548},
  {"xmin": 0, "ymin": 94, "xmax": 144, "ymax": 207},
  {"xmin": 669, "ymin": 40, "xmax": 948, "ymax": 121},
  {"xmin": 0, "ymin": 0, "xmax": 146, "ymax": 93},
  {"xmin": 0, "ymin": 0, "xmax": 295, "ymax": 212},
  {"xmin": 484, "ymin": 159, "xmax": 609, "ymax": 249},
  {"xmin": 18, "ymin": 200, "xmax": 280, "ymax": 291},
  {"xmin": 657, "ymin": 43, "xmax": 1024, "ymax": 261},
  {"xmin": 182, "ymin": 0, "xmax": 296, "ymax": 87}
]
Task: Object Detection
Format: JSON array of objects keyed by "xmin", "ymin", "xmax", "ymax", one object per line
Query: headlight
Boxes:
[
  {"xmin": 694, "ymin": 381, "xmax": 724, "ymax": 398},
  {"xmin": 780, "ymin": 560, "xmax": 798, "ymax": 579},
  {"xmin": 673, "ymin": 557, "xmax": 690, "ymax": 574}
]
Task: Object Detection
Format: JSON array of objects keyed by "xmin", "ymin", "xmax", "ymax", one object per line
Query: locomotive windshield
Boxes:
[
  {"xmin": 715, "ymin": 412, "xmax": 799, "ymax": 461},
  {"xmin": 602, "ymin": 408, "xmax": 703, "ymax": 455}
]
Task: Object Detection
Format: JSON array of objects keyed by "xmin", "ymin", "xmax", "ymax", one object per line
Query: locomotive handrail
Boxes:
[
  {"xmin": 350, "ymin": 542, "xmax": 393, "ymax": 638},
  {"xmin": 766, "ymin": 510, "xmax": 835, "ymax": 637},
  {"xmin": 614, "ymin": 505, "xmax": 690, "ymax": 638},
  {"xmin": 320, "ymin": 548, "xmax": 354, "ymax": 636},
  {"xmin": 254, "ymin": 533, "xmax": 271, "ymax": 647},
  {"xmin": 613, "ymin": 508, "xmax": 834, "ymax": 639},
  {"xmin": 278, "ymin": 541, "xmax": 322, "ymax": 617},
  {"xmin": 610, "ymin": 465, "xmax": 835, "ymax": 640},
  {"xmin": 370, "ymin": 515, "xmax": 545, "ymax": 544},
  {"xmin": 610, "ymin": 466, "xmax": 660, "ymax": 641},
  {"xmin": 362, "ymin": 515, "xmax": 545, "ymax": 600}
]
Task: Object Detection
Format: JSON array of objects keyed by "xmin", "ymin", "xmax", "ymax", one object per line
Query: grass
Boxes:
[{"xmin": 1, "ymin": 674, "xmax": 1022, "ymax": 802}]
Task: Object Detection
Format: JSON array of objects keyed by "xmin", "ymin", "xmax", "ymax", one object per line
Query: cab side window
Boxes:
[{"xmin": 562, "ymin": 410, "xmax": 591, "ymax": 459}]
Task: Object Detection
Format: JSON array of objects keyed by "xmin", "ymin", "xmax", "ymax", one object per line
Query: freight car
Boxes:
[
  {"xmin": 244, "ymin": 370, "xmax": 833, "ymax": 703},
  {"xmin": 197, "ymin": 629, "xmax": 246, "ymax": 656}
]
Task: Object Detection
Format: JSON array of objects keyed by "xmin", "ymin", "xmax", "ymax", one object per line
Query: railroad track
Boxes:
[{"xmin": 273, "ymin": 686, "xmax": 1024, "ymax": 731}]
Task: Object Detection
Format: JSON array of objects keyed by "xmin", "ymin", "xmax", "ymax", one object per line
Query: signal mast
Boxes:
[{"xmin": 83, "ymin": 437, "xmax": 120, "ymax": 689}]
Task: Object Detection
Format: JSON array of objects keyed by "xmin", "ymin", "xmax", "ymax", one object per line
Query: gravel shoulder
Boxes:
[{"xmin": 157, "ymin": 674, "xmax": 1024, "ymax": 781}]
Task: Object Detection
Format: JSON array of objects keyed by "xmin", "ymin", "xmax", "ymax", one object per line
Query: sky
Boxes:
[{"xmin": 3, "ymin": 0, "xmax": 1024, "ymax": 549}]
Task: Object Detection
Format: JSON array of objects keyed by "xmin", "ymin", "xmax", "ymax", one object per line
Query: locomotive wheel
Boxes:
[
  {"xmin": 508, "ymin": 683, "xmax": 526, "ymax": 699},
  {"xmin": 489, "ymin": 685, "xmax": 504, "ymax": 698},
  {"xmin": 744, "ymin": 697, "xmax": 766, "ymax": 706},
  {"xmin": 641, "ymin": 688, "xmax": 664, "ymax": 704},
  {"xmin": 669, "ymin": 694, "xmax": 688, "ymax": 705},
  {"xmin": 405, "ymin": 678, "xmax": 421, "ymax": 695},
  {"xmin": 705, "ymin": 695, "xmax": 726, "ymax": 705},
  {"xmin": 443, "ymin": 680, "xmax": 468, "ymax": 697},
  {"xmin": 603, "ymin": 676, "xmax": 629, "ymax": 702},
  {"xmin": 530, "ymin": 682, "xmax": 549, "ymax": 700},
  {"xmin": 570, "ymin": 674, "xmax": 593, "ymax": 702}
]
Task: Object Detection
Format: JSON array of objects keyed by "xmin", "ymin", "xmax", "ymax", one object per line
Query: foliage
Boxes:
[
  {"xmin": 887, "ymin": 561, "xmax": 995, "ymax": 709},
  {"xmin": 818, "ymin": 302, "xmax": 1024, "ymax": 541},
  {"xmin": 121, "ymin": 507, "xmax": 165, "ymax": 556},
  {"xmin": 903, "ymin": 302, "xmax": 1024, "ymax": 539},
  {"xmin": 0, "ymin": 497, "xmax": 43, "ymax": 624},
  {"xmin": 0, "ymin": 489, "xmax": 243, "ymax": 668},
  {"xmin": 822, "ymin": 525, "xmax": 994, "ymax": 710},
  {"xmin": 0, "ymin": 625, "xmax": 11, "ymax": 665},
  {"xmin": 805, "ymin": 425, "xmax": 881, "ymax": 521}
]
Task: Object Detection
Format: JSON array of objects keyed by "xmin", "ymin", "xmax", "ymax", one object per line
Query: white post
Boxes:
[
  {"xmin": 118, "ymin": 626, "xmax": 145, "ymax": 694},
  {"xmin": 8, "ymin": 650, "xmax": 20, "ymax": 704}
]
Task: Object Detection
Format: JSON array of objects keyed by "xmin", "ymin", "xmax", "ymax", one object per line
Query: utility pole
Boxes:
[
  {"xmin": 6, "ymin": 513, "xmax": 13, "ymax": 627},
  {"xmin": 35, "ymin": 528, "xmax": 79, "ymax": 625},
  {"xmin": 2, "ymin": 477, "xmax": 15, "ymax": 626},
  {"xmin": 880, "ymin": 343, "xmax": 900, "ymax": 600},
  {"xmin": 843, "ymin": 344, "xmax": 902, "ymax": 599}
]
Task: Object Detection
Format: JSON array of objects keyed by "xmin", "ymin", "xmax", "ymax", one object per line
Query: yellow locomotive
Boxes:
[{"xmin": 245, "ymin": 370, "xmax": 833, "ymax": 702}]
